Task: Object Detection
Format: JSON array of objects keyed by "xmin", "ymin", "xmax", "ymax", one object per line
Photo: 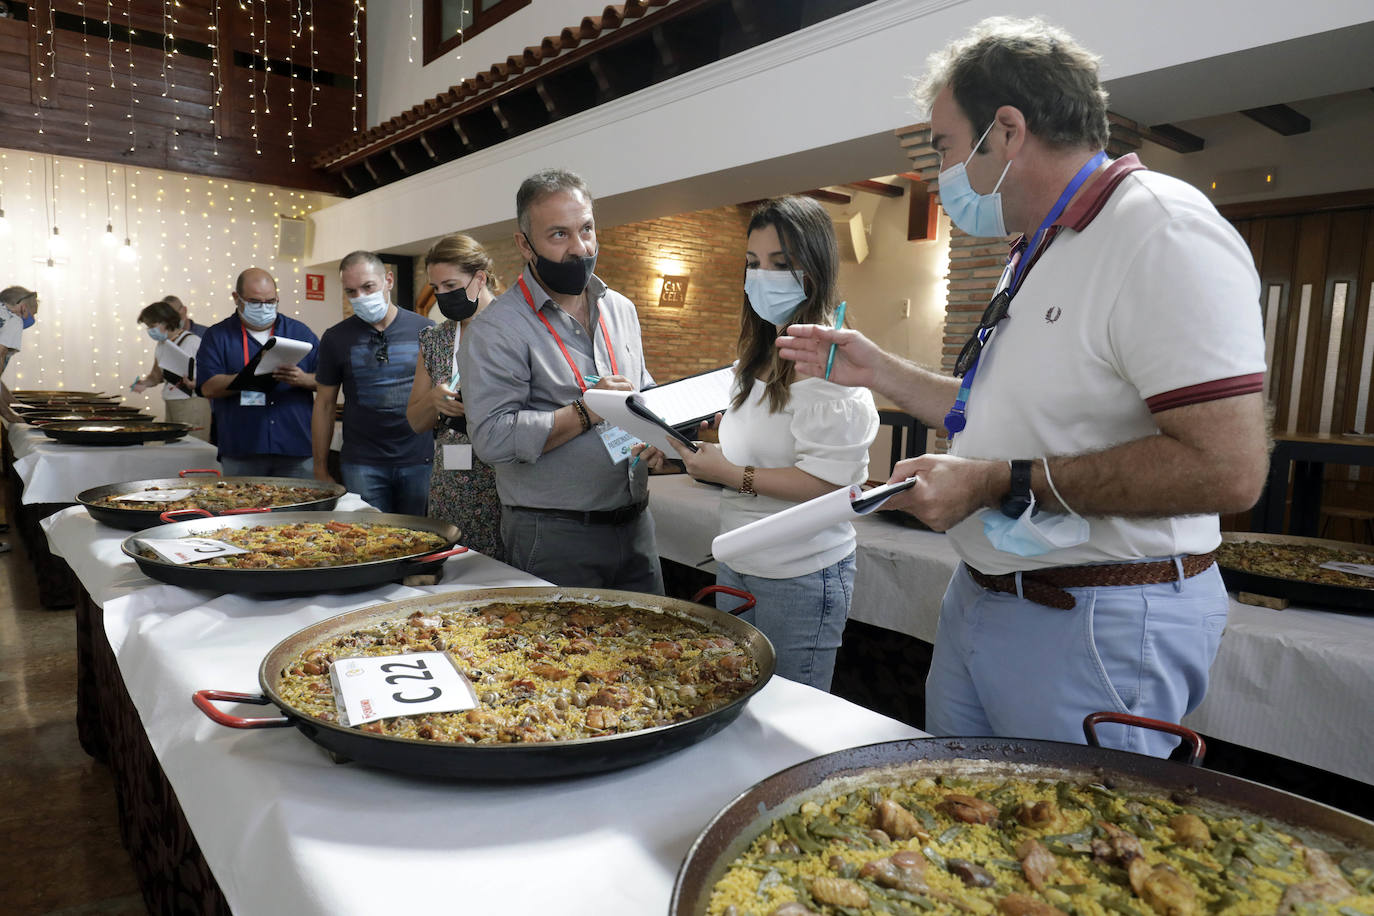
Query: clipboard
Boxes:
[
  {"xmin": 582, "ymin": 389, "xmax": 701, "ymax": 454},
  {"xmin": 227, "ymin": 338, "xmax": 281, "ymax": 393},
  {"xmin": 636, "ymin": 365, "xmax": 734, "ymax": 433}
]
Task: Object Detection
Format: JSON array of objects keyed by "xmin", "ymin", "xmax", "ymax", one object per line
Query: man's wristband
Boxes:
[{"xmin": 572, "ymin": 398, "xmax": 592, "ymax": 432}]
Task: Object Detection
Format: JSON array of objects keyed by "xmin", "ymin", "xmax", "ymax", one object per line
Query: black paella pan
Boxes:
[
  {"xmin": 40, "ymin": 419, "xmax": 193, "ymax": 446},
  {"xmin": 1218, "ymin": 532, "xmax": 1374, "ymax": 613},
  {"xmin": 22, "ymin": 409, "xmax": 153, "ymax": 425},
  {"xmin": 192, "ymin": 585, "xmax": 771, "ymax": 780},
  {"xmin": 78, "ymin": 468, "xmax": 344, "ymax": 531},
  {"xmin": 670, "ymin": 713, "xmax": 1374, "ymax": 915},
  {"xmin": 121, "ymin": 510, "xmax": 466, "ymax": 593}
]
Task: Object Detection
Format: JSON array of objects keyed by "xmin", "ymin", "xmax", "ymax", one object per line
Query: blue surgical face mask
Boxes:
[
  {"xmin": 349, "ymin": 289, "xmax": 389, "ymax": 324},
  {"xmin": 980, "ymin": 493, "xmax": 1090, "ymax": 558},
  {"xmin": 241, "ymin": 301, "xmax": 277, "ymax": 329},
  {"xmin": 22, "ymin": 313, "xmax": 35, "ymax": 329},
  {"xmin": 937, "ymin": 120, "xmax": 1014, "ymax": 238},
  {"xmin": 146, "ymin": 326, "xmax": 168, "ymax": 342},
  {"xmin": 744, "ymin": 268, "xmax": 808, "ymax": 325}
]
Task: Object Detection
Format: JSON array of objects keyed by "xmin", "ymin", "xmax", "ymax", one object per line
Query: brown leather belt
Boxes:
[{"xmin": 965, "ymin": 553, "xmax": 1216, "ymax": 610}]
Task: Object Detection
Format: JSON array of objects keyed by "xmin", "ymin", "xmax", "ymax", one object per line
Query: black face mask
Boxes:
[
  {"xmin": 523, "ymin": 233, "xmax": 597, "ymax": 296},
  {"xmin": 435, "ymin": 287, "xmax": 479, "ymax": 322}
]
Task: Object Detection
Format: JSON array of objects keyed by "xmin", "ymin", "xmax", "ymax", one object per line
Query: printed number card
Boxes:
[
  {"xmin": 137, "ymin": 537, "xmax": 250, "ymax": 564},
  {"xmin": 113, "ymin": 488, "xmax": 197, "ymax": 503},
  {"xmin": 330, "ymin": 652, "xmax": 478, "ymax": 727}
]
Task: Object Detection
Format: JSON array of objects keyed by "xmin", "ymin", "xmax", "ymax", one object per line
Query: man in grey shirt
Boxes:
[{"xmin": 458, "ymin": 169, "xmax": 666, "ymax": 593}]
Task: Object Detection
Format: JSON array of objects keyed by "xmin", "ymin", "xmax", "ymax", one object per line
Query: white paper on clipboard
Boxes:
[
  {"xmin": 252, "ymin": 337, "xmax": 312, "ymax": 375},
  {"xmin": 155, "ymin": 339, "xmax": 194, "ymax": 382},
  {"xmin": 636, "ymin": 366, "xmax": 734, "ymax": 429},
  {"xmin": 711, "ymin": 478, "xmax": 916, "ymax": 565}
]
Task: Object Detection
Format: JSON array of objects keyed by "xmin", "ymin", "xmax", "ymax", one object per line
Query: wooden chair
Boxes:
[{"xmin": 877, "ymin": 409, "xmax": 928, "ymax": 472}]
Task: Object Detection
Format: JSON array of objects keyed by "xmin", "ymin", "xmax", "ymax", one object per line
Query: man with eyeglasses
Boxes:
[
  {"xmin": 778, "ymin": 17, "xmax": 1268, "ymax": 759},
  {"xmin": 311, "ymin": 251, "xmax": 434, "ymax": 514},
  {"xmin": 197, "ymin": 267, "xmax": 320, "ymax": 478}
]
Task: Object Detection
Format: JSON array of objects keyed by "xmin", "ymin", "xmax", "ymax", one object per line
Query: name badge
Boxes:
[
  {"xmin": 329, "ymin": 651, "xmax": 478, "ymax": 727},
  {"xmin": 240, "ymin": 391, "xmax": 267, "ymax": 407},
  {"xmin": 598, "ymin": 424, "xmax": 641, "ymax": 464},
  {"xmin": 136, "ymin": 537, "xmax": 250, "ymax": 564},
  {"xmin": 114, "ymin": 488, "xmax": 196, "ymax": 503},
  {"xmin": 1319, "ymin": 561, "xmax": 1374, "ymax": 580},
  {"xmin": 442, "ymin": 443, "xmax": 473, "ymax": 471}
]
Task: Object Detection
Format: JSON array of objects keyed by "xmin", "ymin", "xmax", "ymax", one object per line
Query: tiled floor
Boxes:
[{"xmin": 0, "ymin": 530, "xmax": 146, "ymax": 916}]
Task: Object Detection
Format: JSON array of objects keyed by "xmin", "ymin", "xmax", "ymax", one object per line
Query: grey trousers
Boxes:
[{"xmin": 500, "ymin": 506, "xmax": 664, "ymax": 595}]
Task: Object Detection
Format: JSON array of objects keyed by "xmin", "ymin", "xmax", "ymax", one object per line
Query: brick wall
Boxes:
[{"xmin": 446, "ymin": 206, "xmax": 752, "ymax": 382}]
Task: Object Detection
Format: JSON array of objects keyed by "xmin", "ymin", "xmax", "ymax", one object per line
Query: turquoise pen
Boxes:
[{"xmin": 824, "ymin": 301, "xmax": 847, "ymax": 380}]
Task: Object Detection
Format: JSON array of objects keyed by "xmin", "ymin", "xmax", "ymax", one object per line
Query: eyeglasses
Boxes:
[
  {"xmin": 953, "ymin": 288, "xmax": 1012, "ymax": 377},
  {"xmin": 373, "ymin": 330, "xmax": 389, "ymax": 364},
  {"xmin": 239, "ymin": 297, "xmax": 279, "ymax": 306}
]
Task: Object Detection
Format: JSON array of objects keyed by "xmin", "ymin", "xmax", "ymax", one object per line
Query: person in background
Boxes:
[
  {"xmin": 312, "ymin": 251, "xmax": 434, "ymax": 514},
  {"xmin": 133, "ymin": 300, "xmax": 211, "ymax": 440},
  {"xmin": 0, "ymin": 285, "xmax": 39, "ymax": 553},
  {"xmin": 669, "ymin": 198, "xmax": 878, "ymax": 690},
  {"xmin": 196, "ymin": 268, "xmax": 319, "ymax": 478},
  {"xmin": 778, "ymin": 16, "xmax": 1268, "ymax": 757},
  {"xmin": 459, "ymin": 168, "xmax": 665, "ymax": 592},
  {"xmin": 406, "ymin": 234, "xmax": 504, "ymax": 559},
  {"xmin": 162, "ymin": 294, "xmax": 209, "ymax": 337}
]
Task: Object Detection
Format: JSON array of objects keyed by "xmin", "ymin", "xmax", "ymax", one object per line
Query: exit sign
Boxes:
[{"xmin": 659, "ymin": 275, "xmax": 689, "ymax": 307}]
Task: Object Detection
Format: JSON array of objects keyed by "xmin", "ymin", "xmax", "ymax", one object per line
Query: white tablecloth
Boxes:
[
  {"xmin": 648, "ymin": 474, "xmax": 1374, "ymax": 786},
  {"xmin": 9, "ymin": 422, "xmax": 220, "ymax": 504},
  {"xmin": 42, "ymin": 507, "xmax": 924, "ymax": 915}
]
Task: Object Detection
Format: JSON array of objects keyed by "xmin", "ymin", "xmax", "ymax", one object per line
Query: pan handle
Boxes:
[
  {"xmin": 193, "ymin": 690, "xmax": 292, "ymax": 729},
  {"xmin": 691, "ymin": 585, "xmax": 757, "ymax": 616},
  {"xmin": 1082, "ymin": 712, "xmax": 1207, "ymax": 767},
  {"xmin": 160, "ymin": 507, "xmax": 213, "ymax": 523},
  {"xmin": 410, "ymin": 545, "xmax": 470, "ymax": 564},
  {"xmin": 178, "ymin": 468, "xmax": 222, "ymax": 478}
]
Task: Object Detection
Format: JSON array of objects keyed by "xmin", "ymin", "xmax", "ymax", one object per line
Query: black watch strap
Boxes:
[{"xmin": 1000, "ymin": 458, "xmax": 1034, "ymax": 518}]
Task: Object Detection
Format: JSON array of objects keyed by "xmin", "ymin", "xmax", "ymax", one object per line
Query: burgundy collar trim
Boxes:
[{"xmin": 1059, "ymin": 152, "xmax": 1146, "ymax": 231}]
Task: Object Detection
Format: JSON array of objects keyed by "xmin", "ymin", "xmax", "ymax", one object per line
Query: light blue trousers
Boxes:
[{"xmin": 926, "ymin": 562, "xmax": 1229, "ymax": 758}]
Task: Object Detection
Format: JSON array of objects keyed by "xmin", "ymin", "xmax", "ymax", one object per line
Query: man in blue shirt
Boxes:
[
  {"xmin": 312, "ymin": 251, "xmax": 434, "ymax": 514},
  {"xmin": 196, "ymin": 268, "xmax": 319, "ymax": 478}
]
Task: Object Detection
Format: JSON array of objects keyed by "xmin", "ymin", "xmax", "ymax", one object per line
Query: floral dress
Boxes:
[{"xmin": 418, "ymin": 320, "xmax": 505, "ymax": 562}]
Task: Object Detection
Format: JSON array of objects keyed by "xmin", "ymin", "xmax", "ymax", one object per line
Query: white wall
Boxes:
[
  {"xmin": 325, "ymin": 0, "xmax": 1374, "ymax": 265},
  {"xmin": 0, "ymin": 149, "xmax": 341, "ymax": 406},
  {"xmin": 368, "ymin": 0, "xmax": 593, "ymax": 129}
]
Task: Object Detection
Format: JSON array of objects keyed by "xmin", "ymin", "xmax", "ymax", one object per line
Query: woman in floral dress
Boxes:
[{"xmin": 406, "ymin": 234, "xmax": 504, "ymax": 561}]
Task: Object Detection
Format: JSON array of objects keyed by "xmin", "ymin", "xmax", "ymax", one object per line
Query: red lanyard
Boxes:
[
  {"xmin": 517, "ymin": 275, "xmax": 617, "ymax": 393},
  {"xmin": 240, "ymin": 318, "xmax": 277, "ymax": 366}
]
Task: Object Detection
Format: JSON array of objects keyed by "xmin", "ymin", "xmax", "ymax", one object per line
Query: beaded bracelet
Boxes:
[{"xmin": 572, "ymin": 399, "xmax": 592, "ymax": 432}]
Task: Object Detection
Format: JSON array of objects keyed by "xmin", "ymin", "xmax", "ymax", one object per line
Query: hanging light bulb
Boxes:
[
  {"xmin": 49, "ymin": 225, "xmax": 69, "ymax": 258},
  {"xmin": 118, "ymin": 237, "xmax": 137, "ymax": 262},
  {"xmin": 102, "ymin": 221, "xmax": 117, "ymax": 246}
]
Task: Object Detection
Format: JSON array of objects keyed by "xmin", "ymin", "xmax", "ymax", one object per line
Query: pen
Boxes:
[
  {"xmin": 583, "ymin": 374, "xmax": 601, "ymax": 386},
  {"xmin": 824, "ymin": 301, "xmax": 847, "ymax": 380}
]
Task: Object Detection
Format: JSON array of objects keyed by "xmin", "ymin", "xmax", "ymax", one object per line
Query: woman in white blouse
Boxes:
[
  {"xmin": 134, "ymin": 299, "xmax": 211, "ymax": 440},
  {"xmin": 670, "ymin": 197, "xmax": 878, "ymax": 689}
]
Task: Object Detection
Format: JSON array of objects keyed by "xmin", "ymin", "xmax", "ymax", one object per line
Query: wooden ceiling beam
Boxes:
[
  {"xmin": 1241, "ymin": 104, "xmax": 1311, "ymax": 136},
  {"xmin": 803, "ymin": 189, "xmax": 851, "ymax": 205},
  {"xmin": 1144, "ymin": 123, "xmax": 1206, "ymax": 154},
  {"xmin": 847, "ymin": 180, "xmax": 904, "ymax": 198}
]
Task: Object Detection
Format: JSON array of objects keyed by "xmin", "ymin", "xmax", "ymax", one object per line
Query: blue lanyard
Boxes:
[{"xmin": 944, "ymin": 151, "xmax": 1108, "ymax": 436}]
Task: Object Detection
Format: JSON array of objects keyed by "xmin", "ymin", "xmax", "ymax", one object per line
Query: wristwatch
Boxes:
[{"xmin": 1000, "ymin": 459, "xmax": 1034, "ymax": 518}]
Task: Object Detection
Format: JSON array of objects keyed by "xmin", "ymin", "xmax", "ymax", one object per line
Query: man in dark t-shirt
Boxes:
[{"xmin": 312, "ymin": 251, "xmax": 434, "ymax": 514}]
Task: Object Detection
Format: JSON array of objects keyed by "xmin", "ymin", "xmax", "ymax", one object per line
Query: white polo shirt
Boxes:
[
  {"xmin": 947, "ymin": 155, "xmax": 1266, "ymax": 575},
  {"xmin": 0, "ymin": 307, "xmax": 23, "ymax": 353}
]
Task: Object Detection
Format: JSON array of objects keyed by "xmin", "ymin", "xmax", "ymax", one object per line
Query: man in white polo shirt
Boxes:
[{"xmin": 778, "ymin": 16, "xmax": 1269, "ymax": 758}]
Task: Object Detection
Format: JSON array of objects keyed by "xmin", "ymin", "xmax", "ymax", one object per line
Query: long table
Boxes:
[
  {"xmin": 647, "ymin": 475, "xmax": 1374, "ymax": 786},
  {"xmin": 1252, "ymin": 432, "xmax": 1374, "ymax": 536},
  {"xmin": 43, "ymin": 506, "xmax": 923, "ymax": 915}
]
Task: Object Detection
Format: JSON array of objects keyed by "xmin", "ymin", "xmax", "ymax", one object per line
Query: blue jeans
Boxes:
[
  {"xmin": 926, "ymin": 562, "xmax": 1229, "ymax": 758},
  {"xmin": 219, "ymin": 455, "xmax": 314, "ymax": 480},
  {"xmin": 341, "ymin": 462, "xmax": 432, "ymax": 516},
  {"xmin": 716, "ymin": 551, "xmax": 855, "ymax": 691}
]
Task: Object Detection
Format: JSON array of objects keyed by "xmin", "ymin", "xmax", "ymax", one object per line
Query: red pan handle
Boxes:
[
  {"xmin": 193, "ymin": 690, "xmax": 292, "ymax": 729},
  {"xmin": 160, "ymin": 507, "xmax": 213, "ymax": 523},
  {"xmin": 178, "ymin": 468, "xmax": 222, "ymax": 478},
  {"xmin": 1082, "ymin": 712, "xmax": 1207, "ymax": 767},
  {"xmin": 223, "ymin": 507, "xmax": 271, "ymax": 515},
  {"xmin": 412, "ymin": 545, "xmax": 470, "ymax": 564},
  {"xmin": 692, "ymin": 585, "xmax": 757, "ymax": 616}
]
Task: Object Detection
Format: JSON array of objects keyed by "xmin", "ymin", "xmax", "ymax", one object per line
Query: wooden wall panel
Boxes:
[{"xmin": 0, "ymin": 0, "xmax": 360, "ymax": 191}]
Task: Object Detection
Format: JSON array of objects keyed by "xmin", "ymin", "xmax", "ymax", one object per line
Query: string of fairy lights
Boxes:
[
  {"xmin": 0, "ymin": 150, "xmax": 333, "ymax": 397},
  {"xmin": 24, "ymin": 0, "xmax": 363, "ymax": 160}
]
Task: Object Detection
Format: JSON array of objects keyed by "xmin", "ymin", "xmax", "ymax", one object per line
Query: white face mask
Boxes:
[
  {"xmin": 349, "ymin": 289, "xmax": 389, "ymax": 324},
  {"xmin": 937, "ymin": 120, "xmax": 1014, "ymax": 238},
  {"xmin": 744, "ymin": 268, "xmax": 807, "ymax": 325},
  {"xmin": 980, "ymin": 492, "xmax": 1090, "ymax": 557}
]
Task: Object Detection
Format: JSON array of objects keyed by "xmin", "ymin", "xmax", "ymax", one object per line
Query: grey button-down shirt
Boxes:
[{"xmin": 458, "ymin": 266, "xmax": 654, "ymax": 511}]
